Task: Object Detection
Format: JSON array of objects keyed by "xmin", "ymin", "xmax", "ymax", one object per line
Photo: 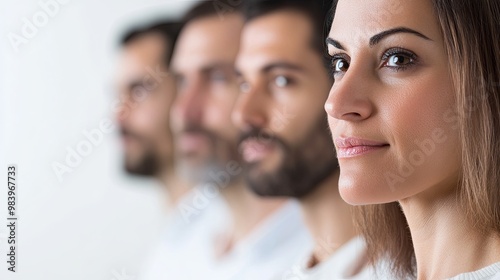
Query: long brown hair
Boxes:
[{"xmin": 329, "ymin": 0, "xmax": 500, "ymax": 278}]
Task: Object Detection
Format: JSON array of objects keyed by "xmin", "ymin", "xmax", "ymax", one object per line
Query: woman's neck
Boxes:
[{"xmin": 400, "ymin": 189, "xmax": 500, "ymax": 279}]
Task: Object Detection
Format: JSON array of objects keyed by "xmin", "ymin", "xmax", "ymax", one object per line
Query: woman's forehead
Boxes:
[{"xmin": 329, "ymin": 0, "xmax": 442, "ymax": 45}]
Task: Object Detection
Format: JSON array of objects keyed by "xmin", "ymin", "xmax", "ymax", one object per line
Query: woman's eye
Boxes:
[
  {"xmin": 334, "ymin": 58, "xmax": 349, "ymax": 72},
  {"xmin": 330, "ymin": 54, "xmax": 350, "ymax": 77},
  {"xmin": 386, "ymin": 54, "xmax": 413, "ymax": 67},
  {"xmin": 381, "ymin": 48, "xmax": 418, "ymax": 71}
]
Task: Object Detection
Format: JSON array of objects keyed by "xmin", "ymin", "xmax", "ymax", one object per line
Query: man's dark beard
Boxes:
[
  {"xmin": 238, "ymin": 118, "xmax": 338, "ymax": 199},
  {"xmin": 177, "ymin": 126, "xmax": 241, "ymax": 184},
  {"xmin": 121, "ymin": 128, "xmax": 160, "ymax": 176},
  {"xmin": 125, "ymin": 151, "xmax": 159, "ymax": 176}
]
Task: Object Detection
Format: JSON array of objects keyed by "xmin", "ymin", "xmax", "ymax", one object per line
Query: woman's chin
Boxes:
[{"xmin": 338, "ymin": 177, "xmax": 399, "ymax": 206}]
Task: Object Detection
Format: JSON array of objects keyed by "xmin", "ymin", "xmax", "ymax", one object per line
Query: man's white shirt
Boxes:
[
  {"xmin": 209, "ymin": 201, "xmax": 312, "ymax": 280},
  {"xmin": 139, "ymin": 188, "xmax": 229, "ymax": 280},
  {"xmin": 279, "ymin": 236, "xmax": 389, "ymax": 280},
  {"xmin": 139, "ymin": 191, "xmax": 312, "ymax": 280}
]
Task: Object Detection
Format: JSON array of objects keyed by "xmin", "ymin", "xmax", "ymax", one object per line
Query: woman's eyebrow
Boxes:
[
  {"xmin": 326, "ymin": 37, "xmax": 345, "ymax": 50},
  {"xmin": 326, "ymin": 27, "xmax": 432, "ymax": 50},
  {"xmin": 369, "ymin": 27, "xmax": 432, "ymax": 47}
]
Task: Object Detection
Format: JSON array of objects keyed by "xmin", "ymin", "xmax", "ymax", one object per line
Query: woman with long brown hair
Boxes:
[{"xmin": 324, "ymin": 0, "xmax": 500, "ymax": 278}]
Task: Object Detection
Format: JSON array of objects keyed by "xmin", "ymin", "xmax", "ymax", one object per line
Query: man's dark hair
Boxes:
[
  {"xmin": 120, "ymin": 20, "xmax": 182, "ymax": 66},
  {"xmin": 243, "ymin": 0, "xmax": 334, "ymax": 66},
  {"xmin": 182, "ymin": 0, "xmax": 242, "ymax": 24}
]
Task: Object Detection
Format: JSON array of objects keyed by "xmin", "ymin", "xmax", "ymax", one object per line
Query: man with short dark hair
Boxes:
[
  {"xmin": 232, "ymin": 0, "xmax": 375, "ymax": 278},
  {"xmin": 114, "ymin": 20, "xmax": 228, "ymax": 280},
  {"xmin": 169, "ymin": 1, "xmax": 312, "ymax": 279},
  {"xmin": 116, "ymin": 21, "xmax": 187, "ymax": 199}
]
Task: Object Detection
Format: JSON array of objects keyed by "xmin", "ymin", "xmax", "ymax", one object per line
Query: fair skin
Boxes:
[
  {"xmin": 233, "ymin": 10, "xmax": 356, "ymax": 266},
  {"xmin": 325, "ymin": 0, "xmax": 500, "ymax": 278},
  {"xmin": 170, "ymin": 14, "xmax": 286, "ymax": 245},
  {"xmin": 115, "ymin": 33, "xmax": 190, "ymax": 205}
]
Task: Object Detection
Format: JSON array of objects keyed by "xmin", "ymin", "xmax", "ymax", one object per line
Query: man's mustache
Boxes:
[
  {"xmin": 120, "ymin": 127, "xmax": 145, "ymax": 142},
  {"xmin": 178, "ymin": 126, "xmax": 217, "ymax": 143},
  {"xmin": 238, "ymin": 128, "xmax": 287, "ymax": 150}
]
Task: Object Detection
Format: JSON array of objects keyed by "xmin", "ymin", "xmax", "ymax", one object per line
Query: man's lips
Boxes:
[
  {"xmin": 178, "ymin": 132, "xmax": 211, "ymax": 154},
  {"xmin": 335, "ymin": 137, "xmax": 389, "ymax": 158},
  {"xmin": 239, "ymin": 138, "xmax": 276, "ymax": 163}
]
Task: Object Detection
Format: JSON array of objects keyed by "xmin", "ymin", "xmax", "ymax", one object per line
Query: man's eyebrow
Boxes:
[
  {"xmin": 128, "ymin": 80, "xmax": 145, "ymax": 89},
  {"xmin": 326, "ymin": 37, "xmax": 345, "ymax": 51},
  {"xmin": 234, "ymin": 68, "xmax": 242, "ymax": 78},
  {"xmin": 261, "ymin": 62, "xmax": 305, "ymax": 73},
  {"xmin": 233, "ymin": 62, "xmax": 305, "ymax": 79},
  {"xmin": 369, "ymin": 27, "xmax": 432, "ymax": 47},
  {"xmin": 171, "ymin": 72, "xmax": 182, "ymax": 81},
  {"xmin": 201, "ymin": 62, "xmax": 234, "ymax": 74}
]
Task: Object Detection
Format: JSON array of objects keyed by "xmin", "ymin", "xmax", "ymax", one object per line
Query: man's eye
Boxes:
[
  {"xmin": 131, "ymin": 85, "xmax": 150, "ymax": 102},
  {"xmin": 240, "ymin": 81, "xmax": 250, "ymax": 93},
  {"xmin": 210, "ymin": 70, "xmax": 227, "ymax": 82},
  {"xmin": 274, "ymin": 75, "xmax": 291, "ymax": 88},
  {"xmin": 175, "ymin": 76, "xmax": 186, "ymax": 90}
]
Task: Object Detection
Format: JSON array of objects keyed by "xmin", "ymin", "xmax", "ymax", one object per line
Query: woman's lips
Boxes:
[{"xmin": 335, "ymin": 137, "xmax": 389, "ymax": 158}]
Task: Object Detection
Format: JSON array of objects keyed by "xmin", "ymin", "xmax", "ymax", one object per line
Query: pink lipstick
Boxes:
[{"xmin": 335, "ymin": 137, "xmax": 389, "ymax": 158}]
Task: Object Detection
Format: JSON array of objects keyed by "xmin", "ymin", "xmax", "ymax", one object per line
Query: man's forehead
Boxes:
[
  {"xmin": 173, "ymin": 18, "xmax": 242, "ymax": 74},
  {"xmin": 240, "ymin": 13, "xmax": 314, "ymax": 60},
  {"xmin": 124, "ymin": 34, "xmax": 167, "ymax": 60},
  {"xmin": 236, "ymin": 52, "xmax": 304, "ymax": 75},
  {"xmin": 237, "ymin": 13, "xmax": 316, "ymax": 74},
  {"xmin": 243, "ymin": 10, "xmax": 313, "ymax": 47},
  {"xmin": 118, "ymin": 47, "xmax": 164, "ymax": 83},
  {"xmin": 175, "ymin": 15, "xmax": 242, "ymax": 54},
  {"xmin": 172, "ymin": 53, "xmax": 236, "ymax": 76}
]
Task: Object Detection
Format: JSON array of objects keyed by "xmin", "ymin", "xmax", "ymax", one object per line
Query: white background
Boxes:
[{"xmin": 0, "ymin": 1, "xmax": 198, "ymax": 279}]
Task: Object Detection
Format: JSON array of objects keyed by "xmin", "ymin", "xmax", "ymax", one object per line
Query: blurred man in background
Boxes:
[
  {"xmin": 115, "ymin": 21, "xmax": 189, "ymax": 203},
  {"xmin": 114, "ymin": 20, "xmax": 228, "ymax": 280},
  {"xmin": 169, "ymin": 1, "xmax": 312, "ymax": 279},
  {"xmin": 232, "ymin": 0, "xmax": 373, "ymax": 278}
]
